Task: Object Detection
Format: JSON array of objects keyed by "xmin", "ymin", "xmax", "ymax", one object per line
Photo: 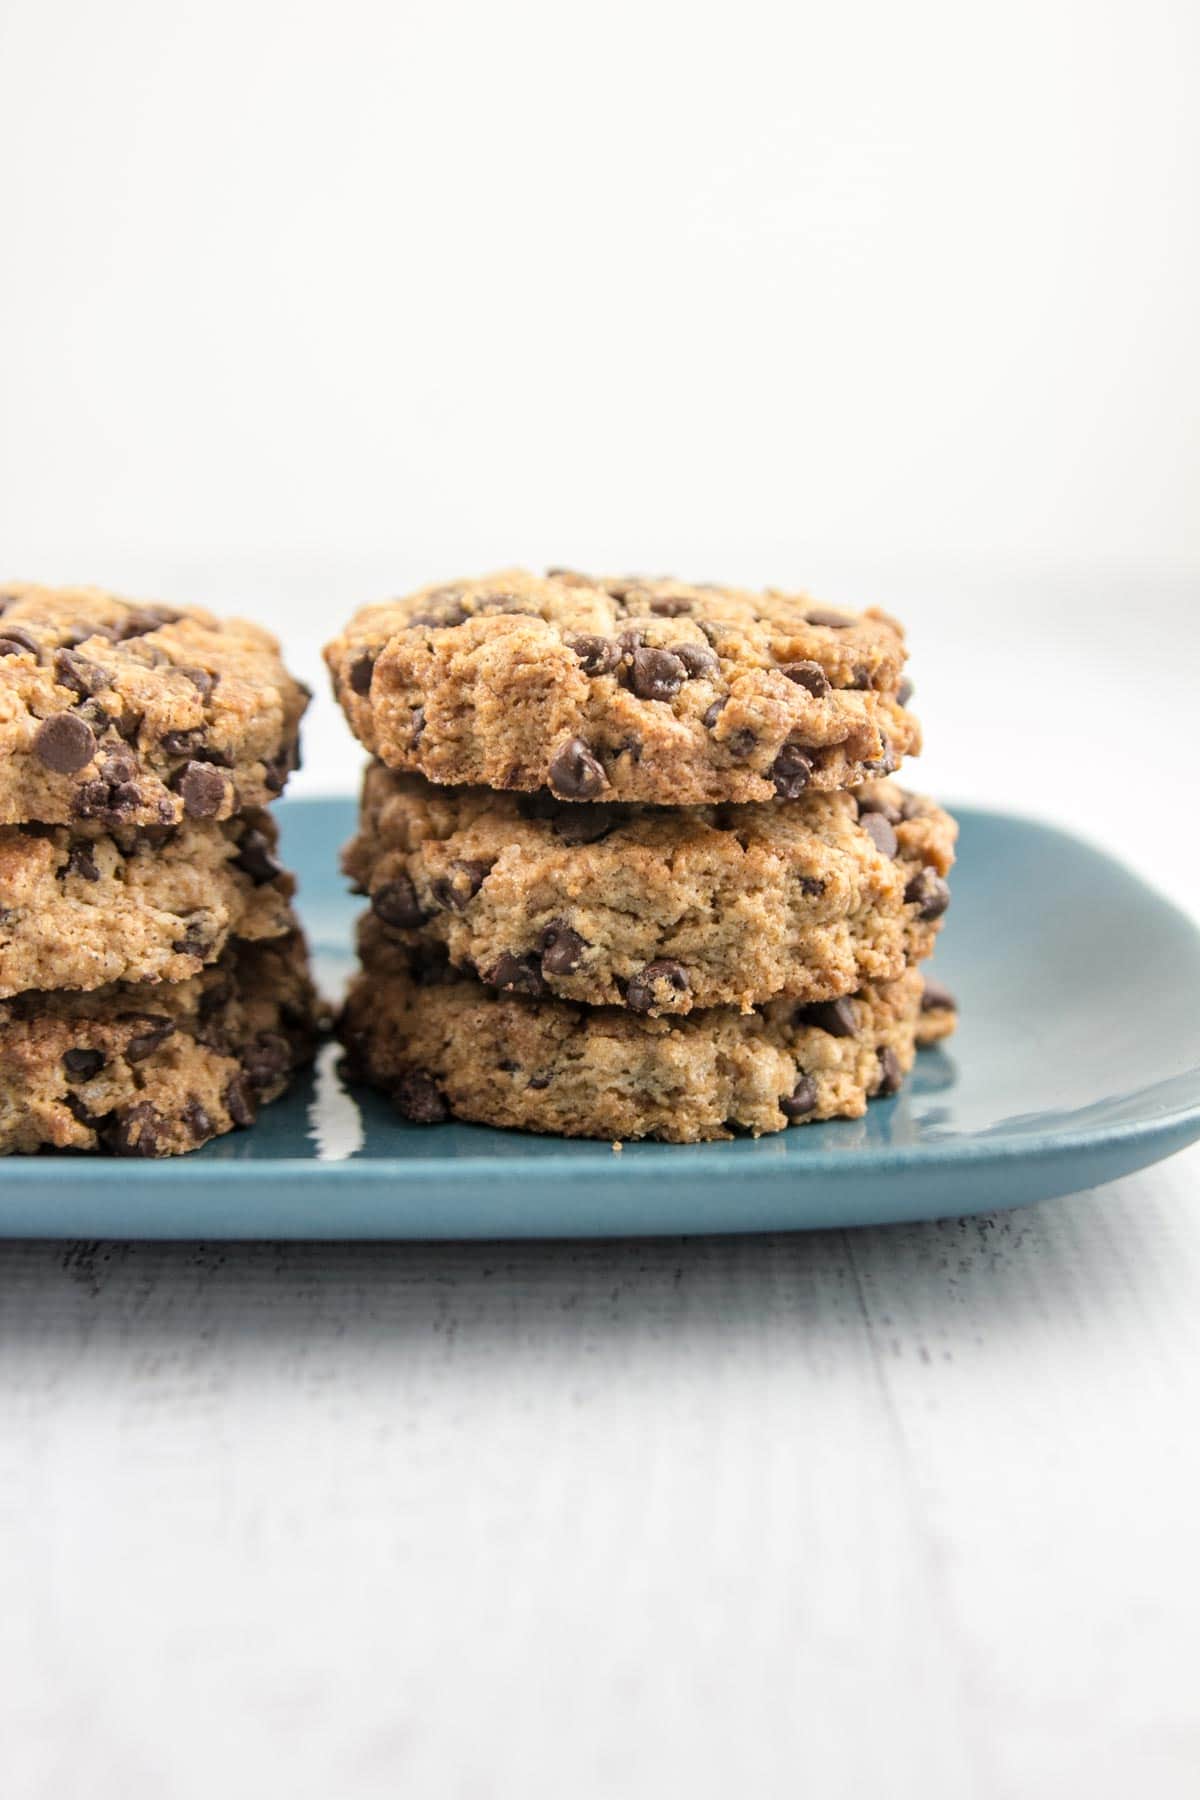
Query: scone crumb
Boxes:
[{"xmin": 612, "ymin": 1140, "xmax": 623, "ymax": 1154}]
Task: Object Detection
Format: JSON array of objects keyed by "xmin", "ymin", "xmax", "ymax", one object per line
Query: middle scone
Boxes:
[{"xmin": 344, "ymin": 765, "xmax": 956, "ymax": 1017}]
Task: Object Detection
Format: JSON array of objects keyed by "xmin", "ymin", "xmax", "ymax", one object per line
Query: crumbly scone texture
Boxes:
[
  {"xmin": 341, "ymin": 921, "xmax": 925, "ymax": 1143},
  {"xmin": 0, "ymin": 927, "xmax": 321, "ymax": 1156},
  {"xmin": 0, "ymin": 809, "xmax": 295, "ymax": 999},
  {"xmin": 345, "ymin": 768, "xmax": 956, "ymax": 1015},
  {"xmin": 324, "ymin": 568, "xmax": 919, "ymax": 806},
  {"xmin": 0, "ymin": 582, "xmax": 309, "ymax": 828}
]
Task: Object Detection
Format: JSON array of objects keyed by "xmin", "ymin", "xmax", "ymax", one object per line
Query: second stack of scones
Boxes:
[{"xmin": 327, "ymin": 569, "xmax": 957, "ymax": 1142}]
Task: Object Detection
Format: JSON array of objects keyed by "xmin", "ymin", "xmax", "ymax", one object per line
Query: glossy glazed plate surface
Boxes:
[{"xmin": 3, "ymin": 798, "xmax": 1199, "ymax": 1238}]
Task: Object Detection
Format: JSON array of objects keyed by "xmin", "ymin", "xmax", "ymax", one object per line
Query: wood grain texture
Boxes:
[{"xmin": 2, "ymin": 1152, "xmax": 1198, "ymax": 1799}]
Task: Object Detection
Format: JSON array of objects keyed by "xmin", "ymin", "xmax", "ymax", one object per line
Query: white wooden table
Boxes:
[
  {"xmin": 1, "ymin": 1166, "xmax": 1198, "ymax": 1798},
  {"xmin": 1, "ymin": 572, "xmax": 1197, "ymax": 1797}
]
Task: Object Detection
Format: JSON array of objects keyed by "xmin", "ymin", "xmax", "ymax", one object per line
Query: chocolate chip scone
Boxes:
[
  {"xmin": 0, "ymin": 927, "xmax": 321, "ymax": 1156},
  {"xmin": 325, "ymin": 568, "xmax": 919, "ymax": 806},
  {"xmin": 346, "ymin": 768, "xmax": 955, "ymax": 1015},
  {"xmin": 0, "ymin": 809, "xmax": 294, "ymax": 998},
  {"xmin": 341, "ymin": 921, "xmax": 925, "ymax": 1142},
  {"xmin": 0, "ymin": 583, "xmax": 309, "ymax": 828}
]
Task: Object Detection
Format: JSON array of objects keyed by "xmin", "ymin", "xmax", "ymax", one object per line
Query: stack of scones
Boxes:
[
  {"xmin": 0, "ymin": 584, "xmax": 320, "ymax": 1156},
  {"xmin": 327, "ymin": 568, "xmax": 956, "ymax": 1142}
]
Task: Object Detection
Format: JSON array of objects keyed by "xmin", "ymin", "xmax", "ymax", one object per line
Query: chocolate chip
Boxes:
[
  {"xmin": 53, "ymin": 649, "xmax": 106, "ymax": 696},
  {"xmin": 866, "ymin": 740, "xmax": 897, "ymax": 778},
  {"xmin": 805, "ymin": 607, "xmax": 854, "ymax": 629},
  {"xmin": 175, "ymin": 760, "xmax": 227, "ymax": 818},
  {"xmin": 540, "ymin": 919, "xmax": 586, "ymax": 976},
  {"xmin": 626, "ymin": 959, "xmax": 690, "ymax": 1014},
  {"xmin": 224, "ymin": 1074, "xmax": 257, "ymax": 1128},
  {"xmin": 616, "ymin": 628, "xmax": 644, "ymax": 657},
  {"xmin": 780, "ymin": 660, "xmax": 831, "ymax": 697},
  {"xmin": 371, "ymin": 876, "xmax": 427, "ymax": 929},
  {"xmin": 410, "ymin": 706, "xmax": 426, "ymax": 746},
  {"xmin": 410, "ymin": 600, "xmax": 468, "ymax": 628},
  {"xmin": 780, "ymin": 1075, "xmax": 818, "ymax": 1121},
  {"xmin": 64, "ymin": 843, "xmax": 100, "ymax": 882},
  {"xmin": 111, "ymin": 605, "xmax": 178, "ymax": 642},
  {"xmin": 860, "ymin": 811, "xmax": 899, "ymax": 858},
  {"xmin": 0, "ymin": 626, "xmax": 40, "ymax": 657},
  {"xmin": 431, "ymin": 859, "xmax": 489, "ymax": 912},
  {"xmin": 920, "ymin": 978, "xmax": 958, "ymax": 1013},
  {"xmin": 702, "ymin": 699, "xmax": 725, "ymax": 729},
  {"xmin": 672, "ymin": 643, "xmax": 719, "ymax": 679},
  {"xmin": 62, "ymin": 1048, "xmax": 107, "ymax": 1081},
  {"xmin": 905, "ymin": 869, "xmax": 951, "ymax": 920},
  {"xmin": 797, "ymin": 874, "xmax": 826, "ymax": 897},
  {"xmin": 548, "ymin": 736, "xmax": 606, "ymax": 800},
  {"xmin": 795, "ymin": 996, "xmax": 859, "ymax": 1037},
  {"xmin": 349, "ymin": 651, "xmax": 376, "ymax": 696},
  {"xmin": 33, "ymin": 713, "xmax": 96, "ymax": 774},
  {"xmin": 124, "ymin": 1015, "xmax": 176, "ymax": 1062},
  {"xmin": 486, "ymin": 951, "xmax": 547, "ymax": 997},
  {"xmin": 113, "ymin": 708, "xmax": 144, "ymax": 743},
  {"xmin": 392, "ymin": 1070, "xmax": 449, "ymax": 1124},
  {"xmin": 160, "ymin": 728, "xmax": 205, "ymax": 756},
  {"xmin": 565, "ymin": 634, "xmax": 622, "ymax": 676},
  {"xmin": 551, "ymin": 804, "xmax": 617, "ymax": 846},
  {"xmin": 242, "ymin": 1032, "xmax": 292, "ymax": 1089},
  {"xmin": 171, "ymin": 918, "xmax": 215, "ymax": 957},
  {"xmin": 897, "ymin": 677, "xmax": 914, "ymax": 707},
  {"xmin": 858, "ymin": 792, "xmax": 901, "ymax": 824},
  {"xmin": 262, "ymin": 752, "xmax": 290, "ymax": 792},
  {"xmin": 232, "ymin": 827, "xmax": 282, "ymax": 885},
  {"xmin": 182, "ymin": 1096, "xmax": 214, "ymax": 1142},
  {"xmin": 875, "ymin": 1047, "xmax": 903, "ymax": 1096},
  {"xmin": 630, "ymin": 646, "xmax": 686, "ymax": 702},
  {"xmin": 770, "ymin": 743, "xmax": 813, "ymax": 799},
  {"xmin": 73, "ymin": 698, "xmax": 111, "ymax": 734},
  {"xmin": 107, "ymin": 1101, "xmax": 164, "ymax": 1156},
  {"xmin": 648, "ymin": 594, "xmax": 693, "ymax": 616},
  {"xmin": 180, "ymin": 666, "xmax": 217, "ymax": 697},
  {"xmin": 527, "ymin": 1073, "xmax": 552, "ymax": 1090},
  {"xmin": 848, "ymin": 665, "xmax": 873, "ymax": 690}
]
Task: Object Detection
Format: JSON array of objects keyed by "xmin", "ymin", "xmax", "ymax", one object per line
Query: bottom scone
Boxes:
[
  {"xmin": 341, "ymin": 922, "xmax": 947, "ymax": 1143},
  {"xmin": 0, "ymin": 928, "xmax": 321, "ymax": 1156}
]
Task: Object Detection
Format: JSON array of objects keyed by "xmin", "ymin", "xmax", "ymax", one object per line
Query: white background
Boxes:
[
  {"xmin": 2, "ymin": 0, "xmax": 1198, "ymax": 870},
  {"xmin": 2, "ymin": 5, "xmax": 1199, "ymax": 1797}
]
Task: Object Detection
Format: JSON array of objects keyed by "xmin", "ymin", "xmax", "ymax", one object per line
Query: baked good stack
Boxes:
[
  {"xmin": 0, "ymin": 584, "xmax": 321, "ymax": 1156},
  {"xmin": 326, "ymin": 569, "xmax": 956, "ymax": 1142}
]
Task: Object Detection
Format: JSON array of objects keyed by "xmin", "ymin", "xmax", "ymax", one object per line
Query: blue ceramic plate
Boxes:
[{"xmin": 3, "ymin": 798, "xmax": 1199, "ymax": 1238}]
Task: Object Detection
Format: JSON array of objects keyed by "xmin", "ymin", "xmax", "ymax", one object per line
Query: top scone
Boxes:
[
  {"xmin": 325, "ymin": 568, "xmax": 919, "ymax": 806},
  {"xmin": 0, "ymin": 584, "xmax": 309, "ymax": 828}
]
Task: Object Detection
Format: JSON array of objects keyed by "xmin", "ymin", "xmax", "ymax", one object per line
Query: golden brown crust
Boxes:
[
  {"xmin": 0, "ymin": 582, "xmax": 309, "ymax": 827},
  {"xmin": 341, "ymin": 923, "xmax": 926, "ymax": 1143},
  {"xmin": 0, "ymin": 927, "xmax": 321, "ymax": 1156},
  {"xmin": 0, "ymin": 810, "xmax": 294, "ymax": 998},
  {"xmin": 324, "ymin": 568, "xmax": 919, "ymax": 805},
  {"xmin": 345, "ymin": 768, "xmax": 955, "ymax": 1015}
]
